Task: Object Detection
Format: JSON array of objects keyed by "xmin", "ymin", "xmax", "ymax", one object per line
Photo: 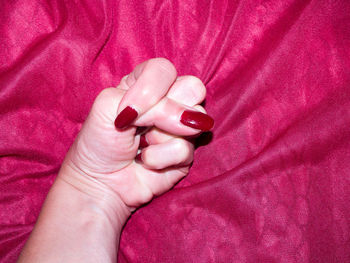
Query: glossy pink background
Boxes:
[{"xmin": 1, "ymin": 0, "xmax": 350, "ymax": 262}]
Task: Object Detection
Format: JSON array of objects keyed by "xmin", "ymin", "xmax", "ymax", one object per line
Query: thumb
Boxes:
[{"xmin": 69, "ymin": 88, "xmax": 139, "ymax": 175}]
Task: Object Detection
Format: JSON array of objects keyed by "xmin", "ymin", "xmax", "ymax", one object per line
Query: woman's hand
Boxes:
[
  {"xmin": 61, "ymin": 58, "xmax": 214, "ymax": 212},
  {"xmin": 18, "ymin": 58, "xmax": 213, "ymax": 263}
]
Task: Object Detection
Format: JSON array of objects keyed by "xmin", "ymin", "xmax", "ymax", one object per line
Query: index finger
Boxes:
[{"xmin": 114, "ymin": 58, "xmax": 177, "ymax": 129}]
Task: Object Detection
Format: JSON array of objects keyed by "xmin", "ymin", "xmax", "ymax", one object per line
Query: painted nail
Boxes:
[
  {"xmin": 180, "ymin": 110, "xmax": 214, "ymax": 131},
  {"xmin": 114, "ymin": 106, "xmax": 138, "ymax": 129},
  {"xmin": 139, "ymin": 134, "xmax": 149, "ymax": 148},
  {"xmin": 135, "ymin": 153, "xmax": 143, "ymax": 163}
]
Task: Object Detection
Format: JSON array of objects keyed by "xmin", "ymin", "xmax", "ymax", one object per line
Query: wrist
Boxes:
[
  {"xmin": 18, "ymin": 164, "xmax": 130, "ymax": 263},
  {"xmin": 58, "ymin": 161, "xmax": 131, "ymax": 227}
]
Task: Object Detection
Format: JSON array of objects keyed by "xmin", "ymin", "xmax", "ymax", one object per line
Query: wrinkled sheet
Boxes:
[{"xmin": 1, "ymin": 0, "xmax": 350, "ymax": 262}]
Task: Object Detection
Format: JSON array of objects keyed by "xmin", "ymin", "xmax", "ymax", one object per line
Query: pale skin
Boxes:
[{"xmin": 17, "ymin": 58, "xmax": 212, "ymax": 263}]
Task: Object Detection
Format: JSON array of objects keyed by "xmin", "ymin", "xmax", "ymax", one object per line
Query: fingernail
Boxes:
[
  {"xmin": 139, "ymin": 134, "xmax": 149, "ymax": 148},
  {"xmin": 135, "ymin": 153, "xmax": 143, "ymax": 163},
  {"xmin": 114, "ymin": 106, "xmax": 138, "ymax": 129},
  {"xmin": 180, "ymin": 110, "xmax": 214, "ymax": 131}
]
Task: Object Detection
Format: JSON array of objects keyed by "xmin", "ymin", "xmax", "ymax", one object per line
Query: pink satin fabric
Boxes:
[{"xmin": 1, "ymin": 0, "xmax": 350, "ymax": 262}]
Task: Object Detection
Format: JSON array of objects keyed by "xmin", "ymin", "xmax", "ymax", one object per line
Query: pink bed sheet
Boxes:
[{"xmin": 1, "ymin": 0, "xmax": 350, "ymax": 262}]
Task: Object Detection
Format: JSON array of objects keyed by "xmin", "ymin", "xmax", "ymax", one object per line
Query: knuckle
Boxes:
[
  {"xmin": 96, "ymin": 87, "xmax": 115, "ymax": 100},
  {"xmin": 93, "ymin": 88, "xmax": 123, "ymax": 112},
  {"xmin": 150, "ymin": 57, "xmax": 177, "ymax": 78},
  {"xmin": 184, "ymin": 75, "xmax": 203, "ymax": 86},
  {"xmin": 139, "ymin": 187, "xmax": 153, "ymax": 204},
  {"xmin": 133, "ymin": 181, "xmax": 153, "ymax": 205},
  {"xmin": 95, "ymin": 88, "xmax": 122, "ymax": 104},
  {"xmin": 173, "ymin": 139, "xmax": 193, "ymax": 162},
  {"xmin": 184, "ymin": 75, "xmax": 207, "ymax": 99}
]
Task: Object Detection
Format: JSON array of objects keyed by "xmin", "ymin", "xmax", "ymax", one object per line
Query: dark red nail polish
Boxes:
[
  {"xmin": 139, "ymin": 134, "xmax": 149, "ymax": 148},
  {"xmin": 180, "ymin": 110, "xmax": 214, "ymax": 131},
  {"xmin": 114, "ymin": 106, "xmax": 138, "ymax": 129},
  {"xmin": 135, "ymin": 153, "xmax": 143, "ymax": 163}
]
